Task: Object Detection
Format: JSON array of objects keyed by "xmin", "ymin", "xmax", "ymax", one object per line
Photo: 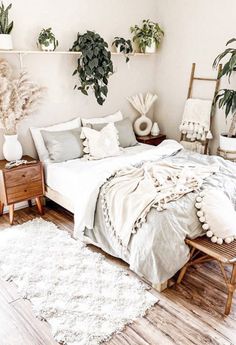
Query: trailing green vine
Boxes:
[{"xmin": 70, "ymin": 31, "xmax": 113, "ymax": 105}]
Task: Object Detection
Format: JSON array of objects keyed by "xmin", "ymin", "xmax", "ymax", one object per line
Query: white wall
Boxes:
[
  {"xmin": 0, "ymin": 0, "xmax": 160, "ymax": 158},
  {"xmin": 154, "ymin": 0, "xmax": 236, "ymax": 153}
]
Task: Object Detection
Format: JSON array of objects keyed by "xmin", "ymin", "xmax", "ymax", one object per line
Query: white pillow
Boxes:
[
  {"xmin": 30, "ymin": 117, "xmax": 81, "ymax": 162},
  {"xmin": 81, "ymin": 111, "xmax": 123, "ymax": 126},
  {"xmin": 195, "ymin": 189, "xmax": 236, "ymax": 244},
  {"xmin": 81, "ymin": 123, "xmax": 121, "ymax": 160}
]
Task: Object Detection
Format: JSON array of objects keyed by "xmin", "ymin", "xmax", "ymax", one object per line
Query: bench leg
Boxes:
[
  {"xmin": 177, "ymin": 247, "xmax": 196, "ymax": 284},
  {"xmin": 177, "ymin": 264, "xmax": 188, "ymax": 284},
  {"xmin": 225, "ymin": 264, "xmax": 236, "ymax": 315}
]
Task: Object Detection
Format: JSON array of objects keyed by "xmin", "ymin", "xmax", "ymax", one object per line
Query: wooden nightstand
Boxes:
[
  {"xmin": 0, "ymin": 156, "xmax": 44, "ymax": 225},
  {"xmin": 136, "ymin": 134, "xmax": 166, "ymax": 146}
]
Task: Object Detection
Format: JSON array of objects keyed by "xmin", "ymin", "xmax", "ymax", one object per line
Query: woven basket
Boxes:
[{"xmin": 217, "ymin": 147, "xmax": 236, "ymax": 162}]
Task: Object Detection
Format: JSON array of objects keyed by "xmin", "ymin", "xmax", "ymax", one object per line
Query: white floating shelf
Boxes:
[{"xmin": 0, "ymin": 50, "xmax": 155, "ymax": 56}]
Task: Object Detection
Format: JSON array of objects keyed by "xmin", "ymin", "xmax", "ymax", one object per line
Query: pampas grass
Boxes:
[{"xmin": 0, "ymin": 59, "xmax": 45, "ymax": 135}]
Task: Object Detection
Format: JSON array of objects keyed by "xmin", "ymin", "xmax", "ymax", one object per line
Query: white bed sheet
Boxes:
[{"xmin": 44, "ymin": 143, "xmax": 152, "ymax": 203}]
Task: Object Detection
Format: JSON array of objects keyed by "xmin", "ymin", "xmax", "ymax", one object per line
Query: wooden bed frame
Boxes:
[{"xmin": 45, "ymin": 185, "xmax": 169, "ymax": 292}]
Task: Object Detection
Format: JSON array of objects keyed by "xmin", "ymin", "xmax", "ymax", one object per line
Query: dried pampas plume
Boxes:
[
  {"xmin": 0, "ymin": 58, "xmax": 12, "ymax": 79},
  {"xmin": 0, "ymin": 59, "xmax": 45, "ymax": 135}
]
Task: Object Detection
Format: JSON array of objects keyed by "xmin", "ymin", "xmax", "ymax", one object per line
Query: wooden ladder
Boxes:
[{"xmin": 181, "ymin": 63, "xmax": 222, "ymax": 154}]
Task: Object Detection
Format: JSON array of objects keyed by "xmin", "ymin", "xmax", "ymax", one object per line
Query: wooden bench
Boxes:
[{"xmin": 177, "ymin": 237, "xmax": 236, "ymax": 315}]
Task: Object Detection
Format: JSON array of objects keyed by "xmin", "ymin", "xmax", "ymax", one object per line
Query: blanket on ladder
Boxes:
[{"xmin": 101, "ymin": 161, "xmax": 218, "ymax": 248}]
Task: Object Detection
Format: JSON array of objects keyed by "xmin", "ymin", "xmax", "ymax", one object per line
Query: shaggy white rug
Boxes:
[{"xmin": 0, "ymin": 219, "xmax": 157, "ymax": 345}]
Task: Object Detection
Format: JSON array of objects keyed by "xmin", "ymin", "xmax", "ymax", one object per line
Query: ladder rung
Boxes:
[{"xmin": 194, "ymin": 77, "xmax": 218, "ymax": 82}]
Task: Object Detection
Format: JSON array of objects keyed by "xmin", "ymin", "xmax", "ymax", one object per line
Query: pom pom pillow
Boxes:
[
  {"xmin": 81, "ymin": 123, "xmax": 121, "ymax": 160},
  {"xmin": 195, "ymin": 189, "xmax": 236, "ymax": 244}
]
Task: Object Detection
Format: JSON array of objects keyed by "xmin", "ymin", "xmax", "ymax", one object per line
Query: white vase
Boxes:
[
  {"xmin": 145, "ymin": 40, "xmax": 156, "ymax": 54},
  {"xmin": 40, "ymin": 41, "xmax": 55, "ymax": 51},
  {"xmin": 151, "ymin": 122, "xmax": 160, "ymax": 137},
  {"xmin": 219, "ymin": 133, "xmax": 236, "ymax": 151},
  {"xmin": 0, "ymin": 34, "xmax": 13, "ymax": 50},
  {"xmin": 134, "ymin": 115, "xmax": 152, "ymax": 136},
  {"xmin": 3, "ymin": 134, "xmax": 23, "ymax": 161}
]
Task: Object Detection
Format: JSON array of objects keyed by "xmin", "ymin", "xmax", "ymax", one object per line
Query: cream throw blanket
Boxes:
[
  {"xmin": 179, "ymin": 98, "xmax": 213, "ymax": 141},
  {"xmin": 101, "ymin": 161, "xmax": 218, "ymax": 248}
]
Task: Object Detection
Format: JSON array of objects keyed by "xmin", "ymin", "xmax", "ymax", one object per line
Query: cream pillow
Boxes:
[
  {"xmin": 30, "ymin": 117, "xmax": 81, "ymax": 162},
  {"xmin": 195, "ymin": 189, "xmax": 236, "ymax": 244},
  {"xmin": 81, "ymin": 123, "xmax": 121, "ymax": 160},
  {"xmin": 81, "ymin": 111, "xmax": 123, "ymax": 126}
]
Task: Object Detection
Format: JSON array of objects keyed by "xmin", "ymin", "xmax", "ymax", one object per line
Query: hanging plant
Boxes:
[
  {"xmin": 70, "ymin": 31, "xmax": 113, "ymax": 105},
  {"xmin": 112, "ymin": 37, "xmax": 133, "ymax": 63}
]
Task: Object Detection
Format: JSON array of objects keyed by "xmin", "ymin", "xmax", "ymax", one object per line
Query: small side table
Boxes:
[
  {"xmin": 0, "ymin": 156, "xmax": 45, "ymax": 225},
  {"xmin": 136, "ymin": 134, "xmax": 166, "ymax": 146}
]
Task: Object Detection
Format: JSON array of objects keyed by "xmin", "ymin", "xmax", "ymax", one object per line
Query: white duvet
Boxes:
[{"xmin": 45, "ymin": 140, "xmax": 183, "ymax": 238}]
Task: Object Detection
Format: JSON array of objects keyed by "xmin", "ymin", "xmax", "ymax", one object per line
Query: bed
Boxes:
[{"xmin": 43, "ymin": 139, "xmax": 236, "ymax": 291}]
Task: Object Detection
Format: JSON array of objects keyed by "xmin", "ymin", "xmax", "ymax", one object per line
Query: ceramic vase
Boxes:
[
  {"xmin": 151, "ymin": 122, "xmax": 160, "ymax": 137},
  {"xmin": 0, "ymin": 34, "xmax": 13, "ymax": 50},
  {"xmin": 3, "ymin": 134, "xmax": 23, "ymax": 161},
  {"xmin": 134, "ymin": 115, "xmax": 152, "ymax": 136}
]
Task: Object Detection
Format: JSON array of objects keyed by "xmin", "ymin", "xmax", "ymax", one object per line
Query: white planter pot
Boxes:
[
  {"xmin": 40, "ymin": 41, "xmax": 55, "ymax": 51},
  {"xmin": 219, "ymin": 133, "xmax": 236, "ymax": 151},
  {"xmin": 145, "ymin": 40, "xmax": 156, "ymax": 54},
  {"xmin": 0, "ymin": 34, "xmax": 13, "ymax": 50},
  {"xmin": 134, "ymin": 115, "xmax": 152, "ymax": 136},
  {"xmin": 115, "ymin": 45, "xmax": 121, "ymax": 53},
  {"xmin": 3, "ymin": 134, "xmax": 23, "ymax": 161}
]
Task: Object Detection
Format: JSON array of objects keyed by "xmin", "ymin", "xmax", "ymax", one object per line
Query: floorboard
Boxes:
[{"xmin": 0, "ymin": 204, "xmax": 235, "ymax": 345}]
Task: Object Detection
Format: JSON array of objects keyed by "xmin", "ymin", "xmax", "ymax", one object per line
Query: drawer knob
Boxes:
[
  {"xmin": 22, "ymin": 174, "xmax": 26, "ymax": 178},
  {"xmin": 24, "ymin": 189, "xmax": 27, "ymax": 192}
]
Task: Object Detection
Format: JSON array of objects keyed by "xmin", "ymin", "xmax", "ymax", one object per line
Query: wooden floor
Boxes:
[{"xmin": 0, "ymin": 204, "xmax": 235, "ymax": 345}]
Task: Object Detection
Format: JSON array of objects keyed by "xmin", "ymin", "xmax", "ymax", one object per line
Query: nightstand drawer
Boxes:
[
  {"xmin": 7, "ymin": 180, "xmax": 43, "ymax": 204},
  {"xmin": 4, "ymin": 165, "xmax": 41, "ymax": 188}
]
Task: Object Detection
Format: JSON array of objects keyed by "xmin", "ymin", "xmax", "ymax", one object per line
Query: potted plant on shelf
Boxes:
[
  {"xmin": 0, "ymin": 2, "xmax": 13, "ymax": 50},
  {"xmin": 0, "ymin": 59, "xmax": 44, "ymax": 161},
  {"xmin": 213, "ymin": 38, "xmax": 236, "ymax": 151},
  {"xmin": 37, "ymin": 28, "xmax": 58, "ymax": 51},
  {"xmin": 130, "ymin": 19, "xmax": 164, "ymax": 53},
  {"xmin": 112, "ymin": 37, "xmax": 133, "ymax": 63},
  {"xmin": 70, "ymin": 30, "xmax": 113, "ymax": 105}
]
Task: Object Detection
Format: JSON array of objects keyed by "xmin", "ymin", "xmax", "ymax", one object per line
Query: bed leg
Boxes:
[{"xmin": 152, "ymin": 280, "xmax": 168, "ymax": 292}]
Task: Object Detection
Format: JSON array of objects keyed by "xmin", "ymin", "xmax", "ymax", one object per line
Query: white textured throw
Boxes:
[
  {"xmin": 0, "ymin": 219, "xmax": 157, "ymax": 345},
  {"xmin": 101, "ymin": 161, "xmax": 218, "ymax": 248},
  {"xmin": 179, "ymin": 98, "xmax": 213, "ymax": 141}
]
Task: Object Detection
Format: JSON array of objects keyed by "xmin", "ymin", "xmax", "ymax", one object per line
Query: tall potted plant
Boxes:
[
  {"xmin": 70, "ymin": 30, "xmax": 113, "ymax": 105},
  {"xmin": 0, "ymin": 59, "xmax": 44, "ymax": 161},
  {"xmin": 0, "ymin": 2, "xmax": 13, "ymax": 50},
  {"xmin": 213, "ymin": 38, "xmax": 236, "ymax": 151},
  {"xmin": 130, "ymin": 19, "xmax": 164, "ymax": 53}
]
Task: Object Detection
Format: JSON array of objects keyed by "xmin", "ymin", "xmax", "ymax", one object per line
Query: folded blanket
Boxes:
[
  {"xmin": 180, "ymin": 140, "xmax": 206, "ymax": 154},
  {"xmin": 179, "ymin": 98, "xmax": 213, "ymax": 141},
  {"xmin": 101, "ymin": 161, "xmax": 218, "ymax": 248}
]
